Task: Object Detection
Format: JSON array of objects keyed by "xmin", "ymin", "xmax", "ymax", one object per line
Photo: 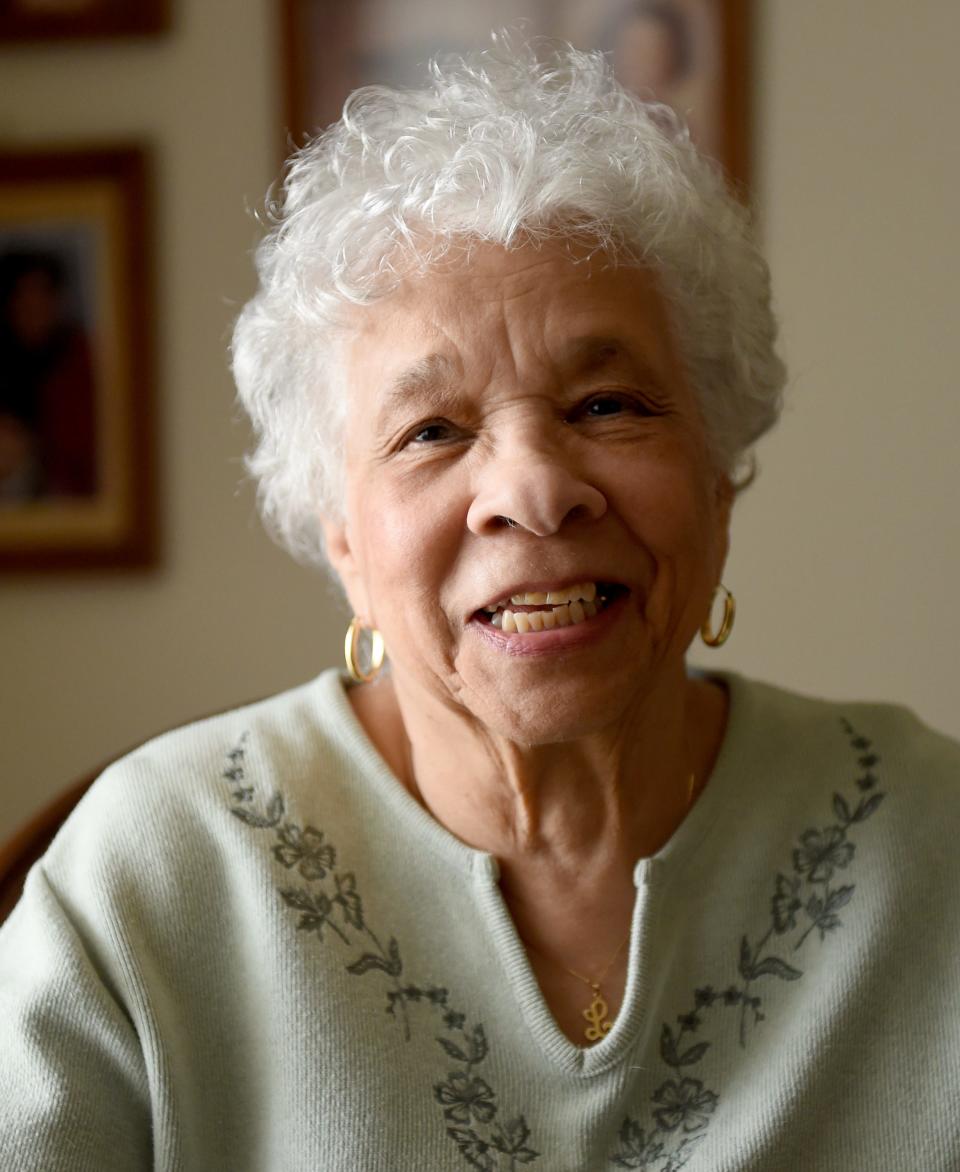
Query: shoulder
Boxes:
[
  {"xmin": 722, "ymin": 671, "xmax": 960, "ymax": 784},
  {"xmin": 717, "ymin": 672, "xmax": 960, "ymax": 894},
  {"xmin": 36, "ymin": 670, "xmax": 363, "ymax": 910}
]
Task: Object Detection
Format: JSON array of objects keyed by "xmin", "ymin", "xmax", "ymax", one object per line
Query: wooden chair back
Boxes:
[{"xmin": 0, "ymin": 766, "xmax": 104, "ymax": 924}]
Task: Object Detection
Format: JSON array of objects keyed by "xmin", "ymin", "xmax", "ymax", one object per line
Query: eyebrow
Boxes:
[
  {"xmin": 382, "ymin": 352, "xmax": 459, "ymax": 400},
  {"xmin": 375, "ymin": 353, "xmax": 464, "ymax": 430},
  {"xmin": 375, "ymin": 334, "xmax": 667, "ymax": 429},
  {"xmin": 559, "ymin": 335, "xmax": 666, "ymax": 386}
]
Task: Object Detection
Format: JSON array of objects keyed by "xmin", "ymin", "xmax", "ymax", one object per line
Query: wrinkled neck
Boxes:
[{"xmin": 351, "ymin": 664, "xmax": 727, "ymax": 881}]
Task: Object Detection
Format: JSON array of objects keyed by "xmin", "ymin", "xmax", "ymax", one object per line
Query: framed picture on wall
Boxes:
[
  {"xmin": 0, "ymin": 146, "xmax": 157, "ymax": 571},
  {"xmin": 0, "ymin": 0, "xmax": 169, "ymax": 41},
  {"xmin": 280, "ymin": 0, "xmax": 750, "ymax": 191}
]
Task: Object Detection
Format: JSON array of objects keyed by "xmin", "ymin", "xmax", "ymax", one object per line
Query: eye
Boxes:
[
  {"xmin": 585, "ymin": 395, "xmax": 627, "ymax": 417},
  {"xmin": 571, "ymin": 392, "xmax": 656, "ymax": 421},
  {"xmin": 413, "ymin": 423, "xmax": 448, "ymax": 442},
  {"xmin": 402, "ymin": 418, "xmax": 462, "ymax": 446}
]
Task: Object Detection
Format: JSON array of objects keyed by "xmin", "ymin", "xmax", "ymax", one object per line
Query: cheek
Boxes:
[
  {"xmin": 620, "ymin": 446, "xmax": 719, "ymax": 553},
  {"xmin": 350, "ymin": 477, "xmax": 463, "ymax": 636},
  {"xmin": 617, "ymin": 450, "xmax": 726, "ymax": 627}
]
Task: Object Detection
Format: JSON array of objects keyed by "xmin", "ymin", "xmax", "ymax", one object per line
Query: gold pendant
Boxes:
[{"xmin": 582, "ymin": 986, "xmax": 612, "ymax": 1042}]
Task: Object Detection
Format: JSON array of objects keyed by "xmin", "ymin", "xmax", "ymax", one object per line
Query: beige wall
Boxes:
[
  {"xmin": 702, "ymin": 0, "xmax": 960, "ymax": 734},
  {"xmin": 1, "ymin": 0, "xmax": 958, "ymax": 839},
  {"xmin": 0, "ymin": 0, "xmax": 339, "ymax": 839}
]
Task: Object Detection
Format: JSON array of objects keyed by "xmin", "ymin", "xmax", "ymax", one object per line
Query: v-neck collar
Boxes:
[{"xmin": 316, "ymin": 666, "xmax": 757, "ymax": 1074}]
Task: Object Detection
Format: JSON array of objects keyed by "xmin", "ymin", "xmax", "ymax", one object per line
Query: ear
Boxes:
[
  {"xmin": 322, "ymin": 515, "xmax": 372, "ymax": 622},
  {"xmin": 712, "ymin": 471, "xmax": 735, "ymax": 575}
]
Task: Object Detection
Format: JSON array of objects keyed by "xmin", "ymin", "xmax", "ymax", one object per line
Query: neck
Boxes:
[
  {"xmin": 350, "ymin": 666, "xmax": 727, "ymax": 898},
  {"xmin": 349, "ymin": 665, "xmax": 726, "ymax": 980}
]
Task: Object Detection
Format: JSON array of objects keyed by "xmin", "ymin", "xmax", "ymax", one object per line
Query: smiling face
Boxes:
[{"xmin": 323, "ymin": 240, "xmax": 732, "ymax": 745}]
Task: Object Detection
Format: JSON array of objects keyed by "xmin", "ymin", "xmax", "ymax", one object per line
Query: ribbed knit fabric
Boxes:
[{"xmin": 1, "ymin": 669, "xmax": 958, "ymax": 1171}]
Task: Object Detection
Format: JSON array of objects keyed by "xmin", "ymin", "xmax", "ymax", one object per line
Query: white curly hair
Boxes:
[{"xmin": 232, "ymin": 35, "xmax": 785, "ymax": 568}]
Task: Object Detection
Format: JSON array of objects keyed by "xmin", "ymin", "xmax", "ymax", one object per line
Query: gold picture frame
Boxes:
[
  {"xmin": 280, "ymin": 0, "xmax": 751, "ymax": 191},
  {"xmin": 0, "ymin": 146, "xmax": 157, "ymax": 571},
  {"xmin": 0, "ymin": 0, "xmax": 169, "ymax": 42}
]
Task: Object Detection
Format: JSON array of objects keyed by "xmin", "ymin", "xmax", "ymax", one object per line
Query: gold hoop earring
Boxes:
[
  {"xmin": 344, "ymin": 617, "xmax": 385, "ymax": 683},
  {"xmin": 700, "ymin": 585, "xmax": 736, "ymax": 648}
]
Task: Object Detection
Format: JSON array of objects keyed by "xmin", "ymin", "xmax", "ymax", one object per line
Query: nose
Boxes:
[{"xmin": 466, "ymin": 443, "xmax": 607, "ymax": 537}]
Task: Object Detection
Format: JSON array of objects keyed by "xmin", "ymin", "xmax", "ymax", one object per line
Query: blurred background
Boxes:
[{"xmin": 1, "ymin": 0, "xmax": 958, "ymax": 840}]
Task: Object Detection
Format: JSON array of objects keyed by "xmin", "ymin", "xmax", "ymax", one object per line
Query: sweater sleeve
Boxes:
[{"xmin": 0, "ymin": 865, "xmax": 153, "ymax": 1170}]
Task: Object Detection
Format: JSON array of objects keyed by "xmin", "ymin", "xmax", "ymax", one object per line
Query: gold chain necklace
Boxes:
[
  {"xmin": 559, "ymin": 934, "xmax": 630, "ymax": 1043},
  {"xmin": 530, "ymin": 771, "xmax": 699, "ymax": 1044}
]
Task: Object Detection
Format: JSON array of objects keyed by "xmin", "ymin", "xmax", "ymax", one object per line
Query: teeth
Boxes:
[
  {"xmin": 496, "ymin": 600, "xmax": 600, "ymax": 633},
  {"xmin": 484, "ymin": 581, "xmax": 615, "ymax": 635},
  {"xmin": 511, "ymin": 581, "xmax": 596, "ymax": 606},
  {"xmin": 509, "ymin": 590, "xmax": 547, "ymax": 605}
]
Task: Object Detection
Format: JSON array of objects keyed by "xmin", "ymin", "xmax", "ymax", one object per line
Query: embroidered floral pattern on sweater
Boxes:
[
  {"xmin": 220, "ymin": 735, "xmax": 540, "ymax": 1171},
  {"xmin": 609, "ymin": 718, "xmax": 887, "ymax": 1170}
]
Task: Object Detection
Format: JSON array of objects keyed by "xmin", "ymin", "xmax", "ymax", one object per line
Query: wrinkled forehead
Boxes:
[{"xmin": 336, "ymin": 239, "xmax": 685, "ymax": 400}]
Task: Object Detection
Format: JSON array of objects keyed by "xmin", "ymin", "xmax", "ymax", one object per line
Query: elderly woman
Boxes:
[{"xmin": 2, "ymin": 40, "xmax": 958, "ymax": 1172}]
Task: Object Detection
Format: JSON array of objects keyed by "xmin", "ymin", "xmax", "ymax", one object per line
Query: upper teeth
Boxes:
[
  {"xmin": 480, "ymin": 581, "xmax": 607, "ymax": 634},
  {"xmin": 484, "ymin": 581, "xmax": 598, "ymax": 611}
]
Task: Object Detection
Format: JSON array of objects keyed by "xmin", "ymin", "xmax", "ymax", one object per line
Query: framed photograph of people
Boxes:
[
  {"xmin": 280, "ymin": 0, "xmax": 750, "ymax": 191},
  {"xmin": 0, "ymin": 146, "xmax": 156, "ymax": 571},
  {"xmin": 0, "ymin": 0, "xmax": 169, "ymax": 42}
]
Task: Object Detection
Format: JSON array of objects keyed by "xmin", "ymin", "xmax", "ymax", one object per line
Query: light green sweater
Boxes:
[{"xmin": 1, "ymin": 670, "xmax": 958, "ymax": 1170}]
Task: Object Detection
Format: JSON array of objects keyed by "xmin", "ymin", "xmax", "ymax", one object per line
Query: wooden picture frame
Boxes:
[
  {"xmin": 0, "ymin": 0, "xmax": 169, "ymax": 42},
  {"xmin": 280, "ymin": 0, "xmax": 751, "ymax": 192},
  {"xmin": 0, "ymin": 146, "xmax": 157, "ymax": 571}
]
